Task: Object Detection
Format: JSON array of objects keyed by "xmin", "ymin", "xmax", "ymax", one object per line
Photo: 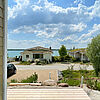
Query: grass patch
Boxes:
[
  {"xmin": 10, "ymin": 79, "xmax": 18, "ymax": 83},
  {"xmin": 17, "ymin": 61, "xmax": 32, "ymax": 65}
]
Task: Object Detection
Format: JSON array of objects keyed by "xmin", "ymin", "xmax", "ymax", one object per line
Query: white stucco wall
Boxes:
[
  {"xmin": 21, "ymin": 52, "xmax": 52, "ymax": 62},
  {"xmin": 69, "ymin": 52, "xmax": 89, "ymax": 61},
  {"xmin": 43, "ymin": 53, "xmax": 52, "ymax": 62},
  {"xmin": 21, "ymin": 53, "xmax": 33, "ymax": 61},
  {"xmin": 81, "ymin": 54, "xmax": 89, "ymax": 61}
]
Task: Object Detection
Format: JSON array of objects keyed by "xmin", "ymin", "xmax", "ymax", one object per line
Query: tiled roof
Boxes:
[
  {"xmin": 69, "ymin": 48, "xmax": 86, "ymax": 53},
  {"xmin": 25, "ymin": 46, "xmax": 50, "ymax": 51},
  {"xmin": 21, "ymin": 46, "xmax": 52, "ymax": 54}
]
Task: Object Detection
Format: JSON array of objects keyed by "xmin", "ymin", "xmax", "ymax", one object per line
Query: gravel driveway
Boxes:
[
  {"xmin": 14, "ymin": 63, "xmax": 94, "ymax": 71},
  {"xmin": 7, "ymin": 63, "xmax": 93, "ymax": 83},
  {"xmin": 7, "ymin": 69, "xmax": 58, "ymax": 83}
]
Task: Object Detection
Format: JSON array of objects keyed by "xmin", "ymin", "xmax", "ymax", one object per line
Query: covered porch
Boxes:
[{"xmin": 33, "ymin": 54, "xmax": 43, "ymax": 59}]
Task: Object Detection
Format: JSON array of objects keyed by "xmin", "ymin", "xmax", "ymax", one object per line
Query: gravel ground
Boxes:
[
  {"xmin": 12, "ymin": 62, "xmax": 94, "ymax": 70},
  {"xmin": 83, "ymin": 84, "xmax": 100, "ymax": 100},
  {"xmin": 8, "ymin": 62, "xmax": 93, "ymax": 83},
  {"xmin": 7, "ymin": 69, "xmax": 58, "ymax": 83}
]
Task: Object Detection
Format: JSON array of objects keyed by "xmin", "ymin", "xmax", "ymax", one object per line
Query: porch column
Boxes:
[
  {"xmin": 74, "ymin": 52, "xmax": 76, "ymax": 58},
  {"xmin": 0, "ymin": 0, "xmax": 7, "ymax": 100},
  {"xmin": 81, "ymin": 53, "xmax": 84, "ymax": 61}
]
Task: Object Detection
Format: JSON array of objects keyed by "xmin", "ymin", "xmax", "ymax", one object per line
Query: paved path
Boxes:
[
  {"xmin": 14, "ymin": 63, "xmax": 93, "ymax": 71},
  {"xmin": 7, "ymin": 88, "xmax": 90, "ymax": 100}
]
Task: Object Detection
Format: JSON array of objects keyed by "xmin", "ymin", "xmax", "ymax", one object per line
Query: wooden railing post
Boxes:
[{"xmin": 0, "ymin": 0, "xmax": 7, "ymax": 100}]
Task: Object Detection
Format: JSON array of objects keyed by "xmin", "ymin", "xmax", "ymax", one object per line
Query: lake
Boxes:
[{"xmin": 8, "ymin": 50, "xmax": 59, "ymax": 58}]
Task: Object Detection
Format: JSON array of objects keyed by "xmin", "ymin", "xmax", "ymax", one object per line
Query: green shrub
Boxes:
[
  {"xmin": 11, "ymin": 79, "xmax": 18, "ymax": 83},
  {"xmin": 97, "ymin": 82, "xmax": 100, "ymax": 91},
  {"xmin": 80, "ymin": 62, "xmax": 84, "ymax": 65},
  {"xmin": 18, "ymin": 61, "xmax": 31, "ymax": 65},
  {"xmin": 86, "ymin": 79, "xmax": 95, "ymax": 89},
  {"xmin": 35, "ymin": 59, "xmax": 48, "ymax": 65},
  {"xmin": 59, "ymin": 78, "xmax": 67, "ymax": 83},
  {"xmin": 64, "ymin": 55, "xmax": 72, "ymax": 62},
  {"xmin": 67, "ymin": 79, "xmax": 80, "ymax": 86},
  {"xmin": 72, "ymin": 58, "xmax": 81, "ymax": 62},
  {"xmin": 71, "ymin": 57, "xmax": 77, "ymax": 62},
  {"xmin": 34, "ymin": 59, "xmax": 40, "ymax": 65},
  {"xmin": 52, "ymin": 56, "xmax": 61, "ymax": 62},
  {"xmin": 20, "ymin": 72, "xmax": 38, "ymax": 83}
]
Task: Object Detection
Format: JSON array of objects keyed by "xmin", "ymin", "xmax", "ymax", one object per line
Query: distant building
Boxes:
[
  {"xmin": 68, "ymin": 48, "xmax": 89, "ymax": 61},
  {"xmin": 20, "ymin": 46, "xmax": 53, "ymax": 62}
]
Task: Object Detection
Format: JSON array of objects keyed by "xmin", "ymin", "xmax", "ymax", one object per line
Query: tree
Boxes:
[
  {"xmin": 86, "ymin": 35, "xmax": 100, "ymax": 76},
  {"xmin": 59, "ymin": 45, "xmax": 67, "ymax": 57}
]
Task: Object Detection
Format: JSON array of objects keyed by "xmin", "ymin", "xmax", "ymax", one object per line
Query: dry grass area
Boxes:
[{"xmin": 7, "ymin": 69, "xmax": 58, "ymax": 83}]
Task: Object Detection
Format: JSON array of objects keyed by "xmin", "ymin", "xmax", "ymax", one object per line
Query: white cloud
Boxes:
[
  {"xmin": 8, "ymin": 0, "xmax": 100, "ymax": 49},
  {"xmin": 69, "ymin": 23, "xmax": 87, "ymax": 32},
  {"xmin": 74, "ymin": 0, "xmax": 85, "ymax": 4},
  {"xmin": 90, "ymin": 0, "xmax": 100, "ymax": 17},
  {"xmin": 11, "ymin": 22, "xmax": 87, "ymax": 39},
  {"xmin": 8, "ymin": 39, "xmax": 61, "ymax": 49},
  {"xmin": 58, "ymin": 34, "xmax": 78, "ymax": 41},
  {"xmin": 8, "ymin": 0, "xmax": 93, "ymax": 29},
  {"xmin": 75, "ymin": 24, "xmax": 100, "ymax": 43},
  {"xmin": 8, "ymin": 0, "xmax": 30, "ymax": 19}
]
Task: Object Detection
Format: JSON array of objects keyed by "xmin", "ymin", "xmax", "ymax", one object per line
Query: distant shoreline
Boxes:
[
  {"xmin": 7, "ymin": 50, "xmax": 59, "ymax": 58},
  {"xmin": 7, "ymin": 49, "xmax": 59, "ymax": 51}
]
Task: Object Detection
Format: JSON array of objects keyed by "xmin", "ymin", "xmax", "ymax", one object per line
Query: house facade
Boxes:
[
  {"xmin": 68, "ymin": 48, "xmax": 89, "ymax": 61},
  {"xmin": 20, "ymin": 46, "xmax": 53, "ymax": 62}
]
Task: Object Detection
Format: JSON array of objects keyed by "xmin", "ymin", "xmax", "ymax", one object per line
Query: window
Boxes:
[
  {"xmin": 40, "ymin": 54, "xmax": 43, "ymax": 58},
  {"xmin": 35, "ymin": 54, "xmax": 40, "ymax": 59},
  {"xmin": 33, "ymin": 54, "xmax": 35, "ymax": 58},
  {"xmin": 26, "ymin": 55, "xmax": 29, "ymax": 58}
]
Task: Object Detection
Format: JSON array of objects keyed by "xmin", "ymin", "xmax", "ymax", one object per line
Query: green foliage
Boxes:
[
  {"xmin": 80, "ymin": 62, "xmax": 84, "ymax": 65},
  {"xmin": 64, "ymin": 55, "xmax": 72, "ymax": 62},
  {"xmin": 10, "ymin": 73, "xmax": 38, "ymax": 83},
  {"xmin": 61, "ymin": 69, "xmax": 100, "ymax": 87},
  {"xmin": 20, "ymin": 72, "xmax": 38, "ymax": 83},
  {"xmin": 10, "ymin": 79, "xmax": 18, "ymax": 83},
  {"xmin": 52, "ymin": 55, "xmax": 73, "ymax": 62},
  {"xmin": 61, "ymin": 67, "xmax": 80, "ymax": 86},
  {"xmin": 97, "ymin": 82, "xmax": 100, "ymax": 91},
  {"xmin": 86, "ymin": 79, "xmax": 100, "ymax": 91},
  {"xmin": 66, "ymin": 79, "xmax": 80, "ymax": 86},
  {"xmin": 35, "ymin": 59, "xmax": 48, "ymax": 65},
  {"xmin": 71, "ymin": 57, "xmax": 77, "ymax": 62},
  {"xmin": 59, "ymin": 45, "xmax": 67, "ymax": 57},
  {"xmin": 86, "ymin": 79, "xmax": 94, "ymax": 89},
  {"xmin": 86, "ymin": 34, "xmax": 100, "ymax": 76},
  {"xmin": 62, "ymin": 69, "xmax": 80, "ymax": 79},
  {"xmin": 18, "ymin": 61, "xmax": 32, "ymax": 65},
  {"xmin": 52, "ymin": 56, "xmax": 61, "ymax": 62}
]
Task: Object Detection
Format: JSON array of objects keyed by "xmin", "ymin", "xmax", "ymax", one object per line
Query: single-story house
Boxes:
[
  {"xmin": 20, "ymin": 46, "xmax": 53, "ymax": 62},
  {"xmin": 68, "ymin": 48, "xmax": 89, "ymax": 61}
]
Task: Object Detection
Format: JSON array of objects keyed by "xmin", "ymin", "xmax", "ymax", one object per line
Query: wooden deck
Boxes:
[{"xmin": 7, "ymin": 88, "xmax": 91, "ymax": 100}]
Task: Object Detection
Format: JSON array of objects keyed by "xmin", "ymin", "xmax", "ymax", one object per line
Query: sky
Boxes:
[{"xmin": 8, "ymin": 0, "xmax": 100, "ymax": 49}]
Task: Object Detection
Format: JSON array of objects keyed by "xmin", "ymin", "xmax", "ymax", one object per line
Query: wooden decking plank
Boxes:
[{"xmin": 7, "ymin": 88, "xmax": 90, "ymax": 100}]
